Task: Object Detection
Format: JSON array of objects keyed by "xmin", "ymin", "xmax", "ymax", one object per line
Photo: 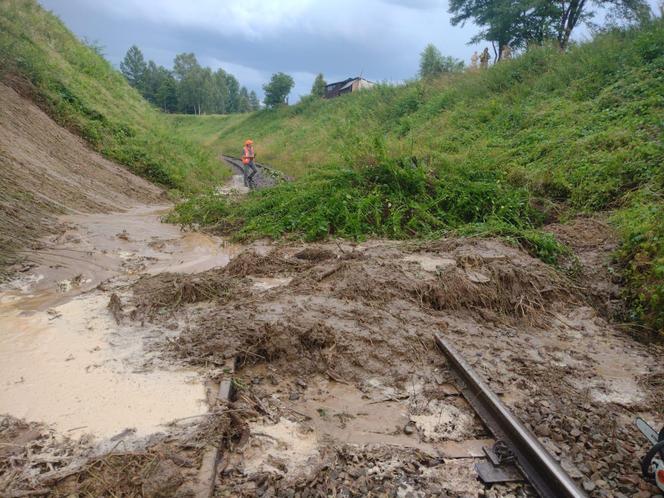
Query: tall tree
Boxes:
[
  {"xmin": 210, "ymin": 69, "xmax": 229, "ymax": 114},
  {"xmin": 419, "ymin": 44, "xmax": 464, "ymax": 78},
  {"xmin": 120, "ymin": 45, "xmax": 147, "ymax": 89},
  {"xmin": 120, "ymin": 45, "xmax": 256, "ymax": 115},
  {"xmin": 155, "ymin": 72, "xmax": 178, "ymax": 113},
  {"xmin": 173, "ymin": 53, "xmax": 207, "ymax": 114},
  {"xmin": 141, "ymin": 61, "xmax": 162, "ymax": 103},
  {"xmin": 238, "ymin": 87, "xmax": 251, "ymax": 113},
  {"xmin": 311, "ymin": 73, "xmax": 327, "ymax": 97},
  {"xmin": 248, "ymin": 90, "xmax": 260, "ymax": 111},
  {"xmin": 225, "ymin": 74, "xmax": 240, "ymax": 113},
  {"xmin": 263, "ymin": 72, "xmax": 295, "ymax": 108}
]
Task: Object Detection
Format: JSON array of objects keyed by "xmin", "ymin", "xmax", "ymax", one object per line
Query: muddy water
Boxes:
[
  {"xmin": 216, "ymin": 174, "xmax": 249, "ymax": 195},
  {"xmin": 251, "ymin": 276, "xmax": 292, "ymax": 290},
  {"xmin": 235, "ymin": 374, "xmax": 491, "ymax": 478},
  {"xmin": 0, "ymin": 293, "xmax": 207, "ymax": 439},
  {"xmin": 403, "ymin": 254, "xmax": 456, "ymax": 272},
  {"xmin": 0, "ymin": 204, "xmax": 242, "ymax": 443}
]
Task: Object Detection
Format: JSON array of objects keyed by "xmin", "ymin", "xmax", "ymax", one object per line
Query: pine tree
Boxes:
[
  {"xmin": 155, "ymin": 73, "xmax": 178, "ymax": 112},
  {"xmin": 311, "ymin": 73, "xmax": 327, "ymax": 97},
  {"xmin": 120, "ymin": 45, "xmax": 147, "ymax": 89},
  {"xmin": 225, "ymin": 74, "xmax": 240, "ymax": 113},
  {"xmin": 248, "ymin": 90, "xmax": 260, "ymax": 111}
]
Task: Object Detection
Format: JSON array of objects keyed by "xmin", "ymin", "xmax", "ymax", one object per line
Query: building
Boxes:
[{"xmin": 324, "ymin": 77, "xmax": 375, "ymax": 99}]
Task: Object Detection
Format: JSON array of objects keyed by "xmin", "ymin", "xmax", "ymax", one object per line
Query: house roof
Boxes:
[{"xmin": 325, "ymin": 77, "xmax": 374, "ymax": 88}]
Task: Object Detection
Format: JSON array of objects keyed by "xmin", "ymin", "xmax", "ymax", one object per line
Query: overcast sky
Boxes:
[{"xmin": 38, "ymin": 0, "xmax": 658, "ymax": 102}]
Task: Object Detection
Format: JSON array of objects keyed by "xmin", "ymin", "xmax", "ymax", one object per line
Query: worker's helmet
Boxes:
[{"xmin": 245, "ymin": 139, "xmax": 253, "ymax": 145}]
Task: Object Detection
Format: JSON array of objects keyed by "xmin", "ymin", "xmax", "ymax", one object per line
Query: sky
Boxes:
[
  {"xmin": 38, "ymin": 0, "xmax": 486, "ymax": 101},
  {"xmin": 39, "ymin": 0, "xmax": 659, "ymax": 102}
]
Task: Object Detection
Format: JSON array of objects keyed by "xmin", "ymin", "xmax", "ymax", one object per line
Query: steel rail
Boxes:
[{"xmin": 434, "ymin": 333, "xmax": 587, "ymax": 498}]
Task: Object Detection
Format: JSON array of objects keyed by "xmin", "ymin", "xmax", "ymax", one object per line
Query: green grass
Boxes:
[
  {"xmin": 173, "ymin": 20, "xmax": 664, "ymax": 333},
  {"xmin": 0, "ymin": 0, "xmax": 230, "ymax": 192}
]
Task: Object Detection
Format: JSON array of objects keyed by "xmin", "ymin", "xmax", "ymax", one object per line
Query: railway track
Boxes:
[
  {"xmin": 435, "ymin": 333, "xmax": 588, "ymax": 498},
  {"xmin": 202, "ymin": 332, "xmax": 589, "ymax": 497},
  {"xmin": 220, "ymin": 154, "xmax": 283, "ymax": 189}
]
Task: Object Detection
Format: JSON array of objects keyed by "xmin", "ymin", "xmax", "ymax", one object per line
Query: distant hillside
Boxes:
[
  {"xmin": 0, "ymin": 0, "xmax": 229, "ymax": 192},
  {"xmin": 173, "ymin": 20, "xmax": 664, "ymax": 332}
]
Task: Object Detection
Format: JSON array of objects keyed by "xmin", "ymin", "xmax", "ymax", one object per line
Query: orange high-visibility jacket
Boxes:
[{"xmin": 242, "ymin": 145, "xmax": 255, "ymax": 165}]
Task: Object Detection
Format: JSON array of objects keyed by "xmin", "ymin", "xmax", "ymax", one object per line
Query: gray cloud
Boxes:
[
  {"xmin": 35, "ymin": 0, "xmax": 479, "ymax": 100},
  {"xmin": 37, "ymin": 0, "xmax": 661, "ymax": 102},
  {"xmin": 379, "ymin": 0, "xmax": 445, "ymax": 9}
]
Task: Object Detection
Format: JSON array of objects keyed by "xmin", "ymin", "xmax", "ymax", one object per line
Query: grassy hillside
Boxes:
[
  {"xmin": 0, "ymin": 0, "xmax": 229, "ymax": 193},
  {"xmin": 173, "ymin": 20, "xmax": 664, "ymax": 333}
]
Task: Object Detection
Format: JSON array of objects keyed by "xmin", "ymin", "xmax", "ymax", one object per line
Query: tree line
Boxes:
[
  {"xmin": 120, "ymin": 45, "xmax": 260, "ymax": 114},
  {"xmin": 121, "ymin": 0, "xmax": 650, "ymax": 113}
]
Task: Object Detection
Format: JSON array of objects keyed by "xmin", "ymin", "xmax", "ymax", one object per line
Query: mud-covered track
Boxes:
[
  {"xmin": 220, "ymin": 155, "xmax": 283, "ymax": 189},
  {"xmin": 436, "ymin": 334, "xmax": 587, "ymax": 498}
]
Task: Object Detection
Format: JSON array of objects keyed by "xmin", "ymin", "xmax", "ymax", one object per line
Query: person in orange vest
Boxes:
[{"xmin": 242, "ymin": 139, "xmax": 257, "ymax": 187}]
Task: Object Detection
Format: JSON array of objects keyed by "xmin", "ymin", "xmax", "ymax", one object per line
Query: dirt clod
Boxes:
[
  {"xmin": 108, "ymin": 292, "xmax": 123, "ymax": 324},
  {"xmin": 293, "ymin": 247, "xmax": 336, "ymax": 262}
]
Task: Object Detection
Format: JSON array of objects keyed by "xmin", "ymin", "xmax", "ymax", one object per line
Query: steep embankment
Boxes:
[
  {"xmin": 0, "ymin": 0, "xmax": 228, "ymax": 192},
  {"xmin": 0, "ymin": 82, "xmax": 163, "ymax": 270},
  {"xmin": 0, "ymin": 0, "xmax": 234, "ymax": 271},
  {"xmin": 172, "ymin": 21, "xmax": 664, "ymax": 333}
]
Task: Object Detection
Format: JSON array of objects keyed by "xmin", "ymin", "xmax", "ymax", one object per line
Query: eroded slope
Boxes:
[{"xmin": 0, "ymin": 82, "xmax": 163, "ymax": 271}]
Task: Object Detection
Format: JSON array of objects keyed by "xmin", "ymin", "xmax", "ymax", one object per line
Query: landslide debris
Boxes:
[
  {"xmin": 147, "ymin": 239, "xmax": 577, "ymax": 377},
  {"xmin": 4, "ymin": 235, "xmax": 663, "ymax": 497},
  {"xmin": 125, "ymin": 238, "xmax": 663, "ymax": 497}
]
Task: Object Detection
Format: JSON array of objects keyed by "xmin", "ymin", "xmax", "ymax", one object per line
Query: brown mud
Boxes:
[
  {"xmin": 544, "ymin": 215, "xmax": 624, "ymax": 321},
  {"xmin": 0, "ymin": 204, "xmax": 241, "ymax": 496},
  {"xmin": 3, "ymin": 226, "xmax": 663, "ymax": 496},
  {"xmin": 118, "ymin": 240, "xmax": 664, "ymax": 497}
]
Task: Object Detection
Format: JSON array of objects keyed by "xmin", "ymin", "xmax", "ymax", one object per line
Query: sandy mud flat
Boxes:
[{"xmin": 0, "ymin": 205, "xmax": 243, "ymax": 494}]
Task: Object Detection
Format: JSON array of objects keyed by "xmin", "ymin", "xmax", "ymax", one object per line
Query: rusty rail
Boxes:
[{"xmin": 434, "ymin": 333, "xmax": 587, "ymax": 498}]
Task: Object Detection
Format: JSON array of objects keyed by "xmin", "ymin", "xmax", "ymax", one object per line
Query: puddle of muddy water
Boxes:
[
  {"xmin": 530, "ymin": 320, "xmax": 648, "ymax": 406},
  {"xmin": 244, "ymin": 418, "xmax": 319, "ymax": 476},
  {"xmin": 7, "ymin": 205, "xmax": 242, "ymax": 312},
  {"xmin": 250, "ymin": 276, "xmax": 292, "ymax": 291},
  {"xmin": 0, "ymin": 204, "xmax": 248, "ymax": 444},
  {"xmin": 403, "ymin": 254, "xmax": 456, "ymax": 272},
  {"xmin": 234, "ymin": 374, "xmax": 489, "ymax": 481},
  {"xmin": 290, "ymin": 378, "xmax": 413, "ymax": 447},
  {"xmin": 0, "ymin": 292, "xmax": 208, "ymax": 441},
  {"xmin": 216, "ymin": 175, "xmax": 249, "ymax": 195}
]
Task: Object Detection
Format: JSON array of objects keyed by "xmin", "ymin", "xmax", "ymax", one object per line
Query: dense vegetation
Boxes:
[
  {"xmin": 120, "ymin": 46, "xmax": 260, "ymax": 114},
  {"xmin": 0, "ymin": 0, "xmax": 229, "ymax": 192},
  {"xmin": 172, "ymin": 20, "xmax": 664, "ymax": 332}
]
